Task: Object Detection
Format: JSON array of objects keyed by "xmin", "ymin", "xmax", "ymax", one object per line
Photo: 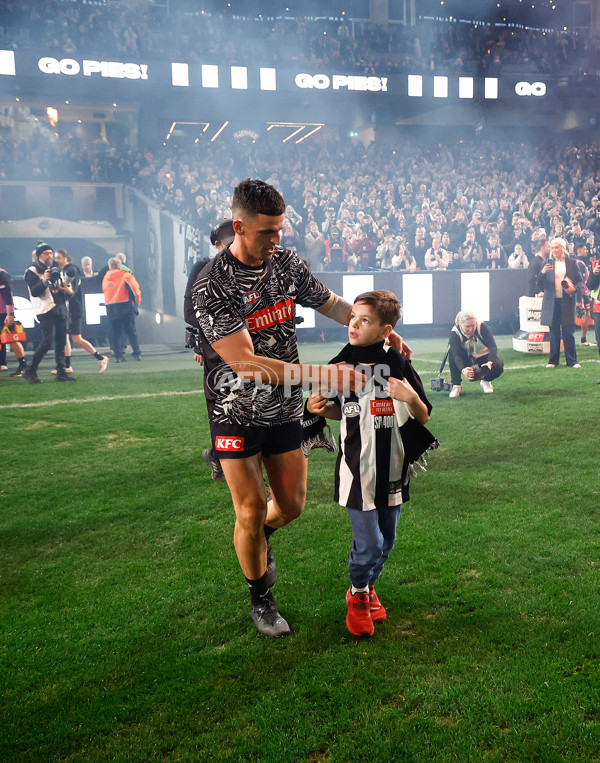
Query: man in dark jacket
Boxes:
[
  {"xmin": 527, "ymin": 234, "xmax": 550, "ymax": 297},
  {"xmin": 23, "ymin": 242, "xmax": 75, "ymax": 384}
]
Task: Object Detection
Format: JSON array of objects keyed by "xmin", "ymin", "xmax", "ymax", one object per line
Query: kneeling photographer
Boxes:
[
  {"xmin": 447, "ymin": 309, "xmax": 503, "ymax": 399},
  {"xmin": 23, "ymin": 241, "xmax": 75, "ymax": 384}
]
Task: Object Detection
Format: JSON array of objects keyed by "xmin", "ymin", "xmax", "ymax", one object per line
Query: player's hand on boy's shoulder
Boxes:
[
  {"xmin": 387, "ymin": 376, "xmax": 418, "ymax": 404},
  {"xmin": 387, "ymin": 331, "xmax": 412, "ymax": 359}
]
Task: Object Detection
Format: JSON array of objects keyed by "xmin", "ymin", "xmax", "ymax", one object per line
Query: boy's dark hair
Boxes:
[
  {"xmin": 354, "ymin": 290, "xmax": 401, "ymax": 327},
  {"xmin": 56, "ymin": 249, "xmax": 72, "ymax": 263},
  {"xmin": 232, "ymin": 178, "xmax": 285, "ymax": 218}
]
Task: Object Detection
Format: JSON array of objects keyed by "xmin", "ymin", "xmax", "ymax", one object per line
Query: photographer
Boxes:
[
  {"xmin": 447, "ymin": 310, "xmax": 504, "ymax": 399},
  {"xmin": 23, "ymin": 242, "xmax": 75, "ymax": 384}
]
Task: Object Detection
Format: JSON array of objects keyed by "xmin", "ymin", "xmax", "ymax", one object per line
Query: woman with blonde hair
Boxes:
[
  {"xmin": 447, "ymin": 310, "xmax": 504, "ymax": 398},
  {"xmin": 537, "ymin": 237, "xmax": 583, "ymax": 368}
]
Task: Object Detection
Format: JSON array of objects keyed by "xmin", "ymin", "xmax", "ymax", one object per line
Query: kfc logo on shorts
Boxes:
[
  {"xmin": 242, "ymin": 290, "xmax": 260, "ymax": 306},
  {"xmin": 215, "ymin": 437, "xmax": 245, "ymax": 451}
]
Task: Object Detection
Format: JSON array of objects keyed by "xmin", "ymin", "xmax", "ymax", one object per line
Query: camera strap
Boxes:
[{"xmin": 438, "ymin": 345, "xmax": 451, "ymax": 375}]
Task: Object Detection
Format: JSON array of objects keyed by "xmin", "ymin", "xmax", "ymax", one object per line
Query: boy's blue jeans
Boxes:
[{"xmin": 347, "ymin": 506, "xmax": 402, "ymax": 589}]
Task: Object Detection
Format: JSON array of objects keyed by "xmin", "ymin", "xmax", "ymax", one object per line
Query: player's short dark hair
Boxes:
[
  {"xmin": 354, "ymin": 290, "xmax": 401, "ymax": 327},
  {"xmin": 232, "ymin": 178, "xmax": 285, "ymax": 218}
]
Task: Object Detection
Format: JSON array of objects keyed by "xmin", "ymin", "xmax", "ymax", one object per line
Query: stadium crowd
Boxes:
[
  {"xmin": 151, "ymin": 135, "xmax": 600, "ymax": 274},
  {"xmin": 2, "ymin": 4, "xmax": 600, "ymax": 274},
  {"xmin": 3, "ymin": 126, "xmax": 600, "ymax": 273},
  {"xmin": 0, "ymin": 0, "xmax": 597, "ymax": 78}
]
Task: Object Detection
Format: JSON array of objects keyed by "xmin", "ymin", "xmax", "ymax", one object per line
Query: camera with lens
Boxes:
[
  {"xmin": 329, "ymin": 244, "xmax": 345, "ymax": 271},
  {"xmin": 185, "ymin": 326, "xmax": 203, "ymax": 353},
  {"xmin": 48, "ymin": 264, "xmax": 63, "ymax": 287},
  {"xmin": 431, "ymin": 377, "xmax": 452, "ymax": 392}
]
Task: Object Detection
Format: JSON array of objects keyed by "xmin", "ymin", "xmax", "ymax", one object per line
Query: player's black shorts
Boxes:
[
  {"xmin": 68, "ymin": 311, "xmax": 83, "ymax": 335},
  {"xmin": 211, "ymin": 420, "xmax": 302, "ymax": 459}
]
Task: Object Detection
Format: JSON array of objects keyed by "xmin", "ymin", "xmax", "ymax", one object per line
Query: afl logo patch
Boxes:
[
  {"xmin": 242, "ymin": 290, "xmax": 260, "ymax": 306},
  {"xmin": 343, "ymin": 402, "xmax": 361, "ymax": 417}
]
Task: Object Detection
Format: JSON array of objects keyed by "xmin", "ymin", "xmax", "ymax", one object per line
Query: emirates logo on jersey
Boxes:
[
  {"xmin": 370, "ymin": 399, "xmax": 394, "ymax": 415},
  {"xmin": 245, "ymin": 298, "xmax": 294, "ymax": 333}
]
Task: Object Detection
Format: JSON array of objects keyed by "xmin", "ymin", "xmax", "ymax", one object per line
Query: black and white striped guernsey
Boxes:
[
  {"xmin": 330, "ymin": 342, "xmax": 432, "ymax": 511},
  {"xmin": 192, "ymin": 246, "xmax": 330, "ymax": 426}
]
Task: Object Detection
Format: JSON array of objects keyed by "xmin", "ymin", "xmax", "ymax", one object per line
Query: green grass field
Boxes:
[{"xmin": 2, "ymin": 337, "xmax": 600, "ymax": 762}]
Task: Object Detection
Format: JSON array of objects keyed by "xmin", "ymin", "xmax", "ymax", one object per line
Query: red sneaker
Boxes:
[
  {"xmin": 369, "ymin": 585, "xmax": 387, "ymax": 623},
  {"xmin": 346, "ymin": 589, "xmax": 374, "ymax": 637}
]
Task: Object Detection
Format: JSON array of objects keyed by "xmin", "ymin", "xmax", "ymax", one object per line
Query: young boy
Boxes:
[{"xmin": 306, "ymin": 290, "xmax": 433, "ymax": 637}]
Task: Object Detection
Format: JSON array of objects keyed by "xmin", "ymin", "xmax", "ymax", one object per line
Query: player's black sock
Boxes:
[
  {"xmin": 65, "ymin": 357, "xmax": 71, "ymax": 369},
  {"xmin": 246, "ymin": 569, "xmax": 273, "ymax": 607},
  {"xmin": 93, "ymin": 352, "xmax": 104, "ymax": 360},
  {"xmin": 18, "ymin": 357, "xmax": 27, "ymax": 369}
]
